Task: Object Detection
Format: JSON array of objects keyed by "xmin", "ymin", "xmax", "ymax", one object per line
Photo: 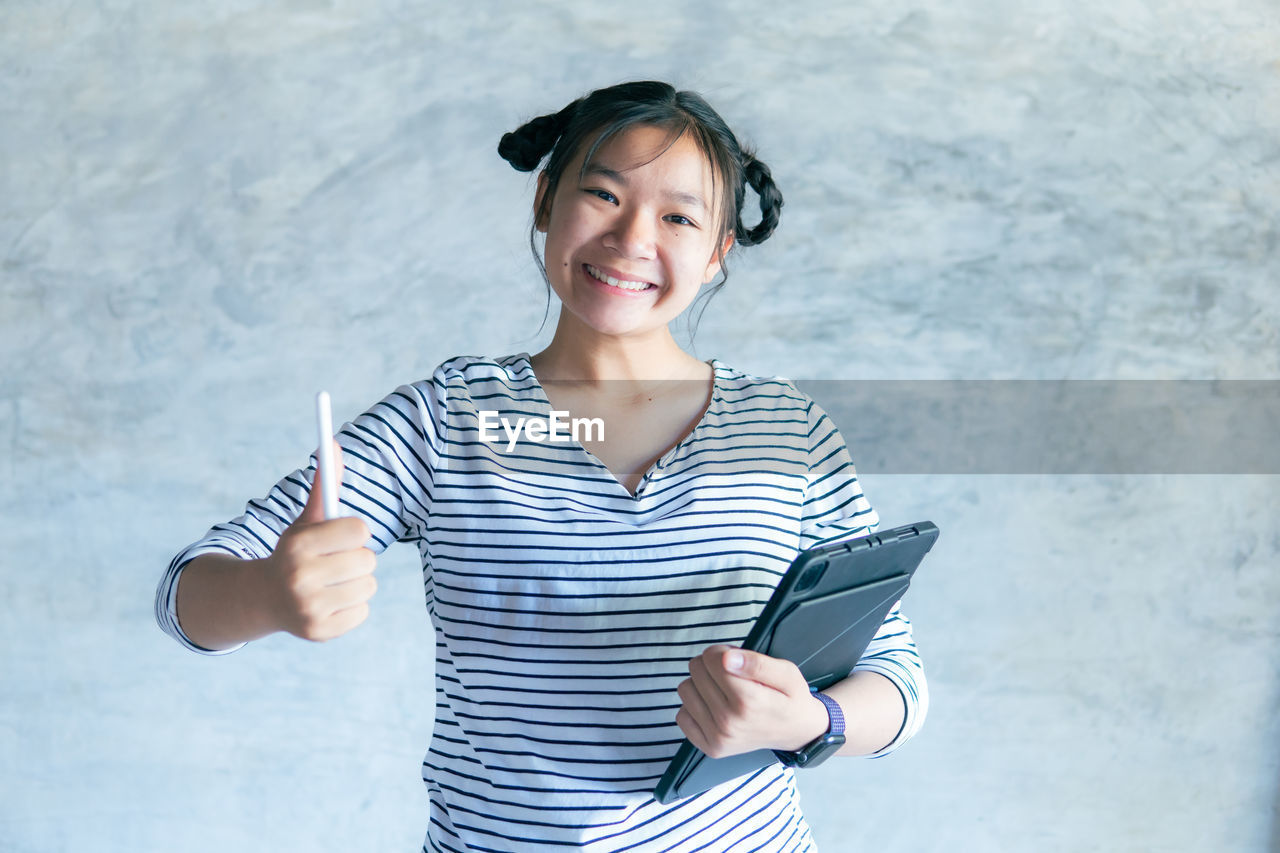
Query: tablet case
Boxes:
[{"xmin": 652, "ymin": 521, "xmax": 939, "ymax": 805}]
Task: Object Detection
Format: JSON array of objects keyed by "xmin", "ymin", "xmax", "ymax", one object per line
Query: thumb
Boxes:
[
  {"xmin": 722, "ymin": 647, "xmax": 792, "ymax": 691},
  {"xmin": 722, "ymin": 648, "xmax": 751, "ymax": 676},
  {"xmin": 298, "ymin": 439, "xmax": 344, "ymax": 525}
]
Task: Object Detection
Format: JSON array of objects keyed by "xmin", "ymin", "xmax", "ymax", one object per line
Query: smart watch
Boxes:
[{"xmin": 773, "ymin": 690, "xmax": 846, "ymax": 769}]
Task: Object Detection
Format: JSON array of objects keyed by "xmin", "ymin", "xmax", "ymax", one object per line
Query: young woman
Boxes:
[{"xmin": 157, "ymin": 80, "xmax": 927, "ymax": 852}]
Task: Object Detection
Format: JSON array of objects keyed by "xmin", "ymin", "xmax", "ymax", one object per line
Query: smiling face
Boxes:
[{"xmin": 534, "ymin": 124, "xmax": 734, "ymax": 342}]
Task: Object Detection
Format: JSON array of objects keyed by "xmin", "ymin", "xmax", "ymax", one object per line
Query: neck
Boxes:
[{"xmin": 531, "ymin": 313, "xmax": 706, "ymax": 383}]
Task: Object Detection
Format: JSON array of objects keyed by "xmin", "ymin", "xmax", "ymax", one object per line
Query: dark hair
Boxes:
[{"xmin": 498, "ymin": 80, "xmax": 783, "ymax": 338}]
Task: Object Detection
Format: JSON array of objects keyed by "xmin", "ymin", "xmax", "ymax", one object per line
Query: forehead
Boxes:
[{"xmin": 575, "ymin": 125, "xmax": 717, "ymax": 195}]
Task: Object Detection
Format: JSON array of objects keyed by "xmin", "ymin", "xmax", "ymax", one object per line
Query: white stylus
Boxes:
[{"xmin": 315, "ymin": 391, "xmax": 340, "ymax": 520}]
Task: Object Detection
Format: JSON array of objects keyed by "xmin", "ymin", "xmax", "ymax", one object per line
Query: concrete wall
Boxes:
[{"xmin": 2, "ymin": 1, "xmax": 1277, "ymax": 850}]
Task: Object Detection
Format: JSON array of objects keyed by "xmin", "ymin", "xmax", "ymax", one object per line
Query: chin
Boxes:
[
  {"xmin": 583, "ymin": 319, "xmax": 651, "ymax": 338},
  {"xmin": 569, "ymin": 309, "xmax": 657, "ymax": 339}
]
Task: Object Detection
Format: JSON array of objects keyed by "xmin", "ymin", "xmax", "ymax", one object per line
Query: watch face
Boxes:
[
  {"xmin": 796, "ymin": 733, "xmax": 846, "ymax": 768},
  {"xmin": 774, "ymin": 732, "xmax": 846, "ymax": 769}
]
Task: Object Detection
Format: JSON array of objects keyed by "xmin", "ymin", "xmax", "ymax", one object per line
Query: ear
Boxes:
[
  {"xmin": 534, "ymin": 171, "xmax": 551, "ymax": 233},
  {"xmin": 702, "ymin": 231, "xmax": 735, "ymax": 283}
]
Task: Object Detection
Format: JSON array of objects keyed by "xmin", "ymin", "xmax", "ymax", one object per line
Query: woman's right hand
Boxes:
[{"xmin": 262, "ymin": 441, "xmax": 378, "ymax": 642}]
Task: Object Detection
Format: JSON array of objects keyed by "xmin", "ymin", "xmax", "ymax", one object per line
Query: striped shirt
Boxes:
[{"xmin": 156, "ymin": 353, "xmax": 927, "ymax": 852}]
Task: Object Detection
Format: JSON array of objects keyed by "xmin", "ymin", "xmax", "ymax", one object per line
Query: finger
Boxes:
[
  {"xmin": 299, "ymin": 439, "xmax": 345, "ymax": 525},
  {"xmin": 689, "ymin": 652, "xmax": 737, "ymax": 724},
  {"xmin": 319, "ymin": 571, "xmax": 378, "ymax": 612},
  {"xmin": 292, "ymin": 516, "xmax": 372, "ymax": 557},
  {"xmin": 676, "ymin": 677, "xmax": 717, "ymax": 737},
  {"xmin": 310, "ymin": 600, "xmax": 370, "ymax": 643},
  {"xmin": 716, "ymin": 647, "xmax": 798, "ymax": 695},
  {"xmin": 697, "ymin": 649, "xmax": 783, "ymax": 725},
  {"xmin": 303, "ymin": 574, "xmax": 376, "ymax": 631},
  {"xmin": 675, "ymin": 706, "xmax": 712, "ymax": 756},
  {"xmin": 314, "ymin": 547, "xmax": 377, "ymax": 586}
]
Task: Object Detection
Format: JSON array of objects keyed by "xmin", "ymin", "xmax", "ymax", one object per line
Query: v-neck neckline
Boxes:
[{"xmin": 513, "ymin": 352, "xmax": 723, "ymax": 500}]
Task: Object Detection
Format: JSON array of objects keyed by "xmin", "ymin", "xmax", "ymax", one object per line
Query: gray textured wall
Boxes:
[{"xmin": 3, "ymin": 2, "xmax": 1278, "ymax": 851}]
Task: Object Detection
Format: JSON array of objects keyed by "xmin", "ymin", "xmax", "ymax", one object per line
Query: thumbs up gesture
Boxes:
[{"xmin": 261, "ymin": 440, "xmax": 378, "ymax": 642}]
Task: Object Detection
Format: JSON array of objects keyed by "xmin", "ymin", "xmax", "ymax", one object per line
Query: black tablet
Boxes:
[{"xmin": 652, "ymin": 520, "xmax": 940, "ymax": 805}]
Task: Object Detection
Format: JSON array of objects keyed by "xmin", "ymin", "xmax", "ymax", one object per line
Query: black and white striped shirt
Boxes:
[{"xmin": 156, "ymin": 353, "xmax": 927, "ymax": 852}]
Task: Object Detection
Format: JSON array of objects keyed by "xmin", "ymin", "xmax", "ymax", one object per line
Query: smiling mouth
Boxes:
[{"xmin": 584, "ymin": 263, "xmax": 655, "ymax": 292}]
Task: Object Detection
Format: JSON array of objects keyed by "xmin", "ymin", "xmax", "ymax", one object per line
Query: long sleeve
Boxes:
[
  {"xmin": 155, "ymin": 375, "xmax": 448, "ymax": 655},
  {"xmin": 797, "ymin": 394, "xmax": 928, "ymax": 757}
]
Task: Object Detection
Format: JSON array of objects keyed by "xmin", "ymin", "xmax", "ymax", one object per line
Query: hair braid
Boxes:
[
  {"xmin": 497, "ymin": 100, "xmax": 581, "ymax": 172},
  {"xmin": 736, "ymin": 155, "xmax": 783, "ymax": 247}
]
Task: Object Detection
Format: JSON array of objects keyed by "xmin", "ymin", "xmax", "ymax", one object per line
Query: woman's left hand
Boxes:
[{"xmin": 675, "ymin": 645, "xmax": 830, "ymax": 759}]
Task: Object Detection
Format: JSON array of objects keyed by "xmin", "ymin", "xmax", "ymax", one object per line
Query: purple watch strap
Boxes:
[{"xmin": 813, "ymin": 690, "xmax": 845, "ymax": 736}]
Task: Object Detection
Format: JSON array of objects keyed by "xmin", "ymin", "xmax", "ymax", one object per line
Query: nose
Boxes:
[{"xmin": 603, "ymin": 208, "xmax": 657, "ymax": 259}]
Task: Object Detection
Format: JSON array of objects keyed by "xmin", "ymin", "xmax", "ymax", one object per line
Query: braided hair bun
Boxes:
[
  {"xmin": 497, "ymin": 101, "xmax": 580, "ymax": 172},
  {"xmin": 736, "ymin": 155, "xmax": 784, "ymax": 247}
]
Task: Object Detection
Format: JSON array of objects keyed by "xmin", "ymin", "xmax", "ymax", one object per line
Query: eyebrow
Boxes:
[{"xmin": 583, "ymin": 164, "xmax": 708, "ymax": 213}]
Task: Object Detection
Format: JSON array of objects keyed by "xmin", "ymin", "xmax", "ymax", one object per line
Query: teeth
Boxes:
[{"xmin": 586, "ymin": 264, "xmax": 650, "ymax": 291}]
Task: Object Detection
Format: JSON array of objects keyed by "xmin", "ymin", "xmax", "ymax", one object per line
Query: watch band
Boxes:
[
  {"xmin": 812, "ymin": 690, "xmax": 845, "ymax": 736},
  {"xmin": 773, "ymin": 689, "xmax": 847, "ymax": 769}
]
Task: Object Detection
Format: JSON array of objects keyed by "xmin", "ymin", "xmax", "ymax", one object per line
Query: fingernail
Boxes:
[{"xmin": 726, "ymin": 651, "xmax": 744, "ymax": 672}]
